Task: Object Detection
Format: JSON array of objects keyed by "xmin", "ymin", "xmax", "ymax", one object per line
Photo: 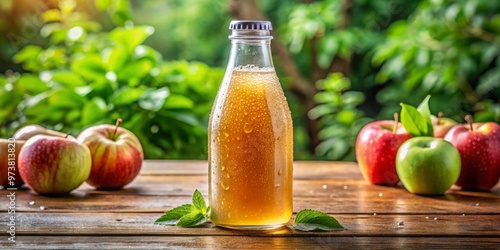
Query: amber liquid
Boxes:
[{"xmin": 208, "ymin": 66, "xmax": 293, "ymax": 229}]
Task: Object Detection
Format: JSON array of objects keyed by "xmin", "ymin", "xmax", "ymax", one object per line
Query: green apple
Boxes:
[{"xmin": 396, "ymin": 137, "xmax": 461, "ymax": 195}]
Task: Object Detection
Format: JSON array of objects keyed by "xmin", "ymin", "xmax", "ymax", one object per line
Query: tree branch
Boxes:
[{"xmin": 327, "ymin": 0, "xmax": 353, "ymax": 78}]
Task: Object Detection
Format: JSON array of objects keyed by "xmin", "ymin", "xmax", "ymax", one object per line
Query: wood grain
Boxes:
[
  {"xmin": 2, "ymin": 178, "xmax": 498, "ymax": 214},
  {"xmin": 141, "ymin": 160, "xmax": 364, "ymax": 180},
  {"xmin": 72, "ymin": 175, "xmax": 500, "ymax": 197},
  {"xmin": 3, "ymin": 213, "xmax": 499, "ymax": 237},
  {"xmin": 4, "ymin": 236, "xmax": 500, "ymax": 249}
]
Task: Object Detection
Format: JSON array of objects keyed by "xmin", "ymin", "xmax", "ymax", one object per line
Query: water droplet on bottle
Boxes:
[
  {"xmin": 373, "ymin": 213, "xmax": 377, "ymax": 216},
  {"xmin": 29, "ymin": 201, "xmax": 35, "ymax": 206},
  {"xmin": 425, "ymin": 216, "xmax": 429, "ymax": 220},
  {"xmin": 278, "ymin": 169, "xmax": 282, "ymax": 176},
  {"xmin": 226, "ymin": 173, "xmax": 230, "ymax": 179},
  {"xmin": 474, "ymin": 203, "xmax": 480, "ymax": 206},
  {"xmin": 222, "ymin": 182, "xmax": 230, "ymax": 190},
  {"xmin": 243, "ymin": 123, "xmax": 253, "ymax": 133},
  {"xmin": 462, "ymin": 214, "xmax": 465, "ymax": 216},
  {"xmin": 434, "ymin": 217, "xmax": 438, "ymax": 220},
  {"xmin": 39, "ymin": 206, "xmax": 45, "ymax": 210},
  {"xmin": 379, "ymin": 193, "xmax": 383, "ymax": 197},
  {"xmin": 275, "ymin": 183, "xmax": 281, "ymax": 188},
  {"xmin": 343, "ymin": 186, "xmax": 348, "ymax": 190},
  {"xmin": 224, "ymin": 132, "xmax": 229, "ymax": 137},
  {"xmin": 322, "ymin": 185, "xmax": 327, "ymax": 190},
  {"xmin": 221, "ymin": 165, "xmax": 225, "ymax": 171}
]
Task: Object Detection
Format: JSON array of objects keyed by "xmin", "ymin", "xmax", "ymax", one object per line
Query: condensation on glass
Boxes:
[{"xmin": 208, "ymin": 20, "xmax": 293, "ymax": 230}]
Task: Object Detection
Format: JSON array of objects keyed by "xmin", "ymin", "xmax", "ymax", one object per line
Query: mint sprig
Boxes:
[
  {"xmin": 400, "ymin": 95, "xmax": 434, "ymax": 137},
  {"xmin": 155, "ymin": 190, "xmax": 346, "ymax": 232},
  {"xmin": 154, "ymin": 189, "xmax": 210, "ymax": 227},
  {"xmin": 293, "ymin": 209, "xmax": 346, "ymax": 231}
]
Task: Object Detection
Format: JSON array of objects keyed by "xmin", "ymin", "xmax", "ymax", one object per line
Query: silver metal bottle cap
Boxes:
[{"xmin": 229, "ymin": 20, "xmax": 272, "ymax": 30}]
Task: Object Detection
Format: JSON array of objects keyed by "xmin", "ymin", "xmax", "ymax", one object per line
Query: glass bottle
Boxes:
[{"xmin": 208, "ymin": 20, "xmax": 293, "ymax": 230}]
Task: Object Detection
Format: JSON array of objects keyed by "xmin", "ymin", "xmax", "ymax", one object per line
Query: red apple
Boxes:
[
  {"xmin": 18, "ymin": 135, "xmax": 91, "ymax": 195},
  {"xmin": 77, "ymin": 119, "xmax": 143, "ymax": 189},
  {"xmin": 356, "ymin": 114, "xmax": 412, "ymax": 185},
  {"xmin": 431, "ymin": 112, "xmax": 458, "ymax": 138},
  {"xmin": 0, "ymin": 139, "xmax": 26, "ymax": 187},
  {"xmin": 444, "ymin": 115, "xmax": 500, "ymax": 190}
]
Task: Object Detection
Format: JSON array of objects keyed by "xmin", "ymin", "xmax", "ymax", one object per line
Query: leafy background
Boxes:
[{"xmin": 0, "ymin": 0, "xmax": 498, "ymax": 160}]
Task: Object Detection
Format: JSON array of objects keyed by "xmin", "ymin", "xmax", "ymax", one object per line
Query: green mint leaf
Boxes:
[
  {"xmin": 416, "ymin": 95, "xmax": 433, "ymax": 137},
  {"xmin": 192, "ymin": 189, "xmax": 207, "ymax": 214},
  {"xmin": 400, "ymin": 103, "xmax": 428, "ymax": 136},
  {"xmin": 293, "ymin": 209, "xmax": 346, "ymax": 231},
  {"xmin": 154, "ymin": 204, "xmax": 194, "ymax": 225},
  {"xmin": 416, "ymin": 95, "xmax": 431, "ymax": 119},
  {"xmin": 154, "ymin": 190, "xmax": 211, "ymax": 227},
  {"xmin": 205, "ymin": 206, "xmax": 211, "ymax": 217},
  {"xmin": 176, "ymin": 211, "xmax": 208, "ymax": 227}
]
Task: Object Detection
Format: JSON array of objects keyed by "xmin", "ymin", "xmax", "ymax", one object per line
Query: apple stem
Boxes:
[
  {"xmin": 112, "ymin": 118, "xmax": 123, "ymax": 139},
  {"xmin": 393, "ymin": 113, "xmax": 399, "ymax": 134},
  {"xmin": 465, "ymin": 115, "xmax": 473, "ymax": 131},
  {"xmin": 438, "ymin": 112, "xmax": 444, "ymax": 125},
  {"xmin": 65, "ymin": 132, "xmax": 71, "ymax": 138}
]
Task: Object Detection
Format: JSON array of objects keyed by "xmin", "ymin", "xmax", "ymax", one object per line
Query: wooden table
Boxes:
[{"xmin": 1, "ymin": 160, "xmax": 499, "ymax": 249}]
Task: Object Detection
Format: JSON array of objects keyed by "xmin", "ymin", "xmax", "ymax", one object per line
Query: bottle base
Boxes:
[{"xmin": 215, "ymin": 223, "xmax": 287, "ymax": 231}]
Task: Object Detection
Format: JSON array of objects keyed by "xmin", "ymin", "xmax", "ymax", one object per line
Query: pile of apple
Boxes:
[
  {"xmin": 0, "ymin": 119, "xmax": 143, "ymax": 196},
  {"xmin": 356, "ymin": 96, "xmax": 500, "ymax": 195}
]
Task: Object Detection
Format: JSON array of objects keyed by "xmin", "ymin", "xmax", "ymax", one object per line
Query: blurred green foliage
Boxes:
[
  {"xmin": 373, "ymin": 0, "xmax": 500, "ymax": 122},
  {"xmin": 274, "ymin": 0, "xmax": 420, "ymax": 160},
  {"xmin": 0, "ymin": 0, "xmax": 499, "ymax": 161},
  {"xmin": 274, "ymin": 0, "xmax": 499, "ymax": 160},
  {"xmin": 0, "ymin": 0, "xmax": 223, "ymax": 159},
  {"xmin": 308, "ymin": 73, "xmax": 372, "ymax": 160}
]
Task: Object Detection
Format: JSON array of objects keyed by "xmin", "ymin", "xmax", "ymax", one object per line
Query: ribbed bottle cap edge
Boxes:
[{"xmin": 229, "ymin": 20, "xmax": 272, "ymax": 30}]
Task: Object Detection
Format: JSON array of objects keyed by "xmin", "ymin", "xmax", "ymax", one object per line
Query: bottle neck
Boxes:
[{"xmin": 227, "ymin": 29, "xmax": 274, "ymax": 69}]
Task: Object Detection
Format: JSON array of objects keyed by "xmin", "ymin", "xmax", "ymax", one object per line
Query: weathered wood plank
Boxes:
[
  {"xmin": 142, "ymin": 160, "xmax": 500, "ymax": 190},
  {"xmin": 2, "ymin": 213, "xmax": 500, "ymax": 237},
  {"xmin": 4, "ymin": 236, "xmax": 500, "ymax": 250},
  {"xmin": 2, "ymin": 177, "xmax": 497, "ymax": 214},
  {"xmin": 141, "ymin": 160, "xmax": 363, "ymax": 180},
  {"xmin": 1, "ymin": 191, "xmax": 498, "ymax": 215},
  {"xmin": 73, "ymin": 174, "xmax": 500, "ymax": 197},
  {"xmin": 1, "ymin": 160, "xmax": 499, "ymax": 248}
]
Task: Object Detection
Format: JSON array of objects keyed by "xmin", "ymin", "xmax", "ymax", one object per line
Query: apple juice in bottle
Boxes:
[{"xmin": 208, "ymin": 20, "xmax": 293, "ymax": 230}]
